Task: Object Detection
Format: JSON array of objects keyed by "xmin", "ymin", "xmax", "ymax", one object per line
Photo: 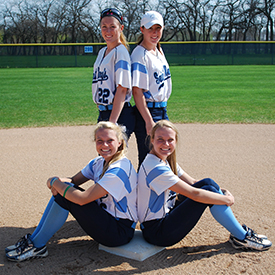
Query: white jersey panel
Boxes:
[
  {"xmin": 137, "ymin": 154, "xmax": 183, "ymax": 223},
  {"xmin": 92, "ymin": 44, "xmax": 132, "ymax": 105},
  {"xmin": 81, "ymin": 156, "xmax": 138, "ymax": 222},
  {"xmin": 131, "ymin": 45, "xmax": 172, "ymax": 102},
  {"xmin": 177, "ymin": 163, "xmax": 185, "ymax": 178}
]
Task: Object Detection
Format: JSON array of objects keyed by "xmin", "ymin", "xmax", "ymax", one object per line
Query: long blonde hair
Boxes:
[
  {"xmin": 150, "ymin": 120, "xmax": 179, "ymax": 175},
  {"xmin": 94, "ymin": 121, "xmax": 127, "ymax": 177},
  {"xmin": 120, "ymin": 32, "xmax": 129, "ymax": 51}
]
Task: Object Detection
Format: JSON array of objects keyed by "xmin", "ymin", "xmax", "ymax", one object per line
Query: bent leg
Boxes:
[
  {"xmin": 142, "ymin": 178, "xmax": 223, "ymax": 246},
  {"xmin": 31, "ymin": 196, "xmax": 69, "ymax": 248},
  {"xmin": 55, "ymin": 194, "xmax": 134, "ymax": 247},
  {"xmin": 210, "ymin": 204, "xmax": 246, "ymax": 240},
  {"xmin": 195, "ymin": 179, "xmax": 246, "ymax": 240},
  {"xmin": 142, "ymin": 197, "xmax": 208, "ymax": 247}
]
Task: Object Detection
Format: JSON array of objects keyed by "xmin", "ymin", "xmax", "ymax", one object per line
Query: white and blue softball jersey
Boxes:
[
  {"xmin": 131, "ymin": 45, "xmax": 172, "ymax": 102},
  {"xmin": 137, "ymin": 154, "xmax": 184, "ymax": 223},
  {"xmin": 92, "ymin": 44, "xmax": 132, "ymax": 105},
  {"xmin": 81, "ymin": 156, "xmax": 138, "ymax": 222}
]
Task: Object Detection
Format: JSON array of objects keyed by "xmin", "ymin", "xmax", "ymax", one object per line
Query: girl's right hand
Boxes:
[
  {"xmin": 222, "ymin": 189, "xmax": 235, "ymax": 206},
  {"xmin": 146, "ymin": 120, "xmax": 155, "ymax": 135},
  {"xmin": 46, "ymin": 177, "xmax": 60, "ymax": 189}
]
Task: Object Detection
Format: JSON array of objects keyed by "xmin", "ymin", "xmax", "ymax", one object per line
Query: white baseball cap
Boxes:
[{"xmin": 141, "ymin": 11, "xmax": 164, "ymax": 29}]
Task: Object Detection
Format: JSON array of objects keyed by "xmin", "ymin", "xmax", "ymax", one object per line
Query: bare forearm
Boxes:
[
  {"xmin": 133, "ymin": 87, "xmax": 155, "ymax": 134},
  {"xmin": 171, "ymin": 180, "xmax": 234, "ymax": 206},
  {"xmin": 109, "ymin": 86, "xmax": 127, "ymax": 123},
  {"xmin": 179, "ymin": 172, "xmax": 197, "ymax": 185},
  {"xmin": 47, "ymin": 177, "xmax": 107, "ymax": 206},
  {"xmin": 190, "ymin": 188, "xmax": 234, "ymax": 206}
]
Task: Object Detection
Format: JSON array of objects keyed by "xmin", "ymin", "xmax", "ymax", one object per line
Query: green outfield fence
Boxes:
[{"xmin": 0, "ymin": 41, "xmax": 274, "ymax": 68}]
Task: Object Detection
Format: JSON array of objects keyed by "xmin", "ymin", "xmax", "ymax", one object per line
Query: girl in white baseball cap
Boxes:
[
  {"xmin": 131, "ymin": 11, "xmax": 172, "ymax": 168},
  {"xmin": 140, "ymin": 10, "xmax": 164, "ymax": 30}
]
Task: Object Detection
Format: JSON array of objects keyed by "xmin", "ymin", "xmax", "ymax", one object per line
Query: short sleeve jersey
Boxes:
[
  {"xmin": 81, "ymin": 156, "xmax": 138, "ymax": 222},
  {"xmin": 131, "ymin": 45, "xmax": 172, "ymax": 102},
  {"xmin": 92, "ymin": 44, "xmax": 132, "ymax": 105},
  {"xmin": 137, "ymin": 154, "xmax": 184, "ymax": 223}
]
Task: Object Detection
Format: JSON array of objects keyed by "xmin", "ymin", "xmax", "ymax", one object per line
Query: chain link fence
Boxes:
[{"xmin": 0, "ymin": 42, "xmax": 274, "ymax": 68}]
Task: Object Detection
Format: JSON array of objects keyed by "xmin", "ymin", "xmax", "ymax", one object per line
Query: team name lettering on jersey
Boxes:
[
  {"xmin": 93, "ymin": 67, "xmax": 108, "ymax": 84},
  {"xmin": 154, "ymin": 65, "xmax": 171, "ymax": 90}
]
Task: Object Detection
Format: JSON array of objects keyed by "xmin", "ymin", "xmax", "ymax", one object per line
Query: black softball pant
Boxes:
[
  {"xmin": 140, "ymin": 178, "xmax": 220, "ymax": 247},
  {"xmin": 134, "ymin": 105, "xmax": 169, "ymax": 169},
  {"xmin": 55, "ymin": 192, "xmax": 135, "ymax": 247},
  {"xmin": 97, "ymin": 103, "xmax": 135, "ymax": 139}
]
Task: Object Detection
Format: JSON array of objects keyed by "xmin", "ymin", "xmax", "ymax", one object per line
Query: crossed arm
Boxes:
[
  {"xmin": 46, "ymin": 171, "xmax": 108, "ymax": 206},
  {"xmin": 170, "ymin": 171, "xmax": 234, "ymax": 207}
]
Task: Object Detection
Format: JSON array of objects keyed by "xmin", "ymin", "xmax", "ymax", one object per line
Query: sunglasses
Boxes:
[{"xmin": 100, "ymin": 8, "xmax": 123, "ymax": 24}]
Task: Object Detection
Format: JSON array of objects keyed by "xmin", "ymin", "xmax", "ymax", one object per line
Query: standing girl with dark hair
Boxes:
[{"xmin": 131, "ymin": 11, "xmax": 171, "ymax": 167}]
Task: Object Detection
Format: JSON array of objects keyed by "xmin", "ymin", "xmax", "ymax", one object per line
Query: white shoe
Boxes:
[{"xmin": 229, "ymin": 227, "xmax": 272, "ymax": 251}]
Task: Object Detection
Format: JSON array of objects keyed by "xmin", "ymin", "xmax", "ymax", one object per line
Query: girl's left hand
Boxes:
[{"xmin": 50, "ymin": 187, "xmax": 58, "ymax": 196}]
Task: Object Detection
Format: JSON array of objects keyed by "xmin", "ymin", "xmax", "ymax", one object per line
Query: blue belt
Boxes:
[
  {"xmin": 147, "ymin": 101, "xmax": 167, "ymax": 108},
  {"xmin": 98, "ymin": 102, "xmax": 131, "ymax": 111},
  {"xmin": 98, "ymin": 104, "xmax": 113, "ymax": 111}
]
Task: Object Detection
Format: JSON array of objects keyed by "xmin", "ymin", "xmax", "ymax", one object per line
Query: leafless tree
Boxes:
[
  {"xmin": 0, "ymin": 0, "xmax": 274, "ymax": 42},
  {"xmin": 113, "ymin": 0, "xmax": 150, "ymax": 42},
  {"xmin": 257, "ymin": 0, "xmax": 275, "ymax": 40}
]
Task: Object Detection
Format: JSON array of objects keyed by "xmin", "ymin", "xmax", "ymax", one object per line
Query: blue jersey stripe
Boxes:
[
  {"xmin": 146, "ymin": 165, "xmax": 171, "ymax": 188},
  {"xmin": 115, "ymin": 60, "xmax": 130, "ymax": 72},
  {"xmin": 131, "ymin": 62, "xmax": 147, "ymax": 74},
  {"xmin": 113, "ymin": 196, "xmax": 128, "ymax": 213},
  {"xmin": 106, "ymin": 167, "xmax": 132, "ymax": 193},
  {"xmin": 143, "ymin": 91, "xmax": 152, "ymax": 99},
  {"xmin": 149, "ymin": 189, "xmax": 165, "ymax": 213}
]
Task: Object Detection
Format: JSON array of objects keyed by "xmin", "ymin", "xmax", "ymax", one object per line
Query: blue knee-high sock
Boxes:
[
  {"xmin": 30, "ymin": 196, "xmax": 69, "ymax": 248},
  {"xmin": 210, "ymin": 190, "xmax": 247, "ymax": 240}
]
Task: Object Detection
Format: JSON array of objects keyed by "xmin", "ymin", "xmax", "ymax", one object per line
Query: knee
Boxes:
[{"xmin": 199, "ymin": 178, "xmax": 220, "ymax": 193}]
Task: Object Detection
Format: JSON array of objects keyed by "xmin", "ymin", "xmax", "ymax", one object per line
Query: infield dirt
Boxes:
[{"xmin": 1, "ymin": 124, "xmax": 274, "ymax": 274}]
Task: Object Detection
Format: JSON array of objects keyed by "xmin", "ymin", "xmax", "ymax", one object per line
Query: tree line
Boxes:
[{"xmin": 0, "ymin": 0, "xmax": 274, "ymax": 44}]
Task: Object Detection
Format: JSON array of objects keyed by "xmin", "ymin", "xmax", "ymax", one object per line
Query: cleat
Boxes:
[
  {"xmin": 241, "ymin": 224, "xmax": 267, "ymax": 239},
  {"xmin": 229, "ymin": 225, "xmax": 268, "ymax": 242},
  {"xmin": 5, "ymin": 234, "xmax": 32, "ymax": 253},
  {"xmin": 6, "ymin": 234, "xmax": 48, "ymax": 262},
  {"xmin": 229, "ymin": 227, "xmax": 272, "ymax": 251}
]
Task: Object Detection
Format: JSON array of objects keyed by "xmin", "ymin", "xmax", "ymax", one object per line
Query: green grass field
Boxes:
[{"xmin": 0, "ymin": 65, "xmax": 274, "ymax": 128}]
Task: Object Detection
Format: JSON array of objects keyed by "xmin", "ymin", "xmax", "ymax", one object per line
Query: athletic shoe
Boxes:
[
  {"xmin": 229, "ymin": 225, "xmax": 268, "ymax": 241},
  {"xmin": 229, "ymin": 227, "xmax": 272, "ymax": 251},
  {"xmin": 6, "ymin": 234, "xmax": 48, "ymax": 262},
  {"xmin": 5, "ymin": 233, "xmax": 32, "ymax": 253},
  {"xmin": 242, "ymin": 224, "xmax": 267, "ymax": 239}
]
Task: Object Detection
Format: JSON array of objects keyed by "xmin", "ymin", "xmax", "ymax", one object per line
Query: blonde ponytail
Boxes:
[{"xmin": 120, "ymin": 32, "xmax": 129, "ymax": 51}]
